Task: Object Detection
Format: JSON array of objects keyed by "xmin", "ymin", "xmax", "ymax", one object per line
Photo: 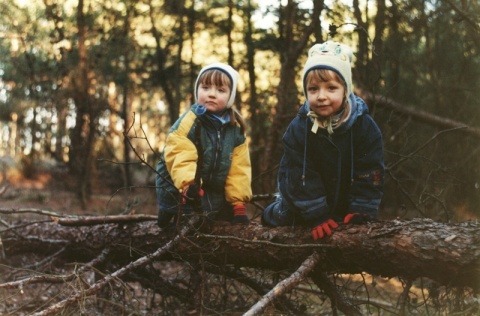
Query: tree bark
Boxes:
[
  {"xmin": 2, "ymin": 216, "xmax": 479, "ymax": 290},
  {"xmin": 261, "ymin": 0, "xmax": 322, "ymax": 192},
  {"xmin": 69, "ymin": 0, "xmax": 94, "ymax": 207}
]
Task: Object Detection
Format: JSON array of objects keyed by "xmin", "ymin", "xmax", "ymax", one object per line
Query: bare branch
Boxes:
[
  {"xmin": 360, "ymin": 91, "xmax": 480, "ymax": 139},
  {"xmin": 244, "ymin": 252, "xmax": 320, "ymax": 316},
  {"xmin": 0, "ymin": 208, "xmax": 72, "ymax": 218},
  {"xmin": 0, "ymin": 248, "xmax": 109, "ymax": 289},
  {"xmin": 31, "ymin": 217, "xmax": 198, "ymax": 316},
  {"xmin": 195, "ymin": 232, "xmax": 335, "ymax": 249},
  {"xmin": 51, "ymin": 214, "xmax": 157, "ymax": 226},
  {"xmin": 443, "ymin": 0, "xmax": 480, "ymax": 32}
]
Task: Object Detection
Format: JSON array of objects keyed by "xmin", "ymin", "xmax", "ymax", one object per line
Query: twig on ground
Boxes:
[
  {"xmin": 243, "ymin": 251, "xmax": 320, "ymax": 316},
  {"xmin": 32, "ymin": 217, "xmax": 198, "ymax": 316},
  {"xmin": 51, "ymin": 214, "xmax": 157, "ymax": 226},
  {"xmin": 0, "ymin": 248, "xmax": 110, "ymax": 289},
  {"xmin": 0, "ymin": 208, "xmax": 72, "ymax": 218}
]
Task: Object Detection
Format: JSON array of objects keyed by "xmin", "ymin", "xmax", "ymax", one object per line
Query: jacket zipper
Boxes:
[{"xmin": 205, "ymin": 128, "xmax": 222, "ymax": 212}]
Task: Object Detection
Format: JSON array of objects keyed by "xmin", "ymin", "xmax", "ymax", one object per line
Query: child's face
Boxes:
[
  {"xmin": 306, "ymin": 70, "xmax": 345, "ymax": 118},
  {"xmin": 197, "ymin": 82, "xmax": 231, "ymax": 114}
]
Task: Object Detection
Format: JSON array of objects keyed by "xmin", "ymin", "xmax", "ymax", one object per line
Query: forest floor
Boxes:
[
  {"xmin": 0, "ymin": 158, "xmax": 158, "ymax": 217},
  {"xmin": 1, "ymin": 158, "xmax": 479, "ymax": 315}
]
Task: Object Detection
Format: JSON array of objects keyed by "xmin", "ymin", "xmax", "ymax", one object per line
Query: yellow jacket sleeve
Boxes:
[
  {"xmin": 225, "ymin": 141, "xmax": 252, "ymax": 205},
  {"xmin": 163, "ymin": 112, "xmax": 197, "ymax": 191}
]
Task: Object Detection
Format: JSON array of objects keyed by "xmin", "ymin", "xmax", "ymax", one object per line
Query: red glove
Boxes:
[
  {"xmin": 181, "ymin": 184, "xmax": 204, "ymax": 205},
  {"xmin": 312, "ymin": 219, "xmax": 338, "ymax": 240},
  {"xmin": 343, "ymin": 213, "xmax": 375, "ymax": 224},
  {"xmin": 231, "ymin": 204, "xmax": 249, "ymax": 224}
]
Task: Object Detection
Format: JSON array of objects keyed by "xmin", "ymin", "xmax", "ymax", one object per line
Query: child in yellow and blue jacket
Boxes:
[{"xmin": 156, "ymin": 63, "xmax": 252, "ymax": 227}]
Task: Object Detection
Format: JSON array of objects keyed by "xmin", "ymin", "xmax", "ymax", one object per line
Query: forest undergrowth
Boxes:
[{"xmin": 0, "ymin": 160, "xmax": 479, "ymax": 315}]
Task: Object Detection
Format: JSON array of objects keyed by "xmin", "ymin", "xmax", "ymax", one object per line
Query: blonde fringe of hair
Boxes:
[{"xmin": 199, "ymin": 69, "xmax": 247, "ymax": 134}]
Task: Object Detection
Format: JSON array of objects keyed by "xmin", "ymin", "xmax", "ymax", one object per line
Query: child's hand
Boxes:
[
  {"xmin": 312, "ymin": 219, "xmax": 338, "ymax": 240},
  {"xmin": 231, "ymin": 204, "xmax": 249, "ymax": 224},
  {"xmin": 182, "ymin": 184, "xmax": 204, "ymax": 204},
  {"xmin": 343, "ymin": 213, "xmax": 375, "ymax": 224}
]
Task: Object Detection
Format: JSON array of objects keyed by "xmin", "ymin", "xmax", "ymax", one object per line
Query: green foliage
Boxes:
[
  {"xmin": 0, "ymin": 0, "xmax": 478, "ymax": 218},
  {"xmin": 373, "ymin": 0, "xmax": 480, "ymax": 219},
  {"xmin": 0, "ymin": 1, "xmax": 479, "ymax": 314}
]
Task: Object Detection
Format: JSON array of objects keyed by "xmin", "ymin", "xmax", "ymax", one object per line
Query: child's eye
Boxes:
[
  {"xmin": 217, "ymin": 85, "xmax": 229, "ymax": 93},
  {"xmin": 328, "ymin": 83, "xmax": 342, "ymax": 90},
  {"xmin": 308, "ymin": 86, "xmax": 318, "ymax": 92}
]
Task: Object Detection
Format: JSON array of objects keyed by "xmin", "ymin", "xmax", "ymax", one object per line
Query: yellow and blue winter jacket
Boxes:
[{"xmin": 156, "ymin": 103, "xmax": 252, "ymax": 218}]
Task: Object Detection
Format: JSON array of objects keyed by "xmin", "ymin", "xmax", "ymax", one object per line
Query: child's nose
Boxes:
[
  {"xmin": 317, "ymin": 89, "xmax": 326, "ymax": 99},
  {"xmin": 208, "ymin": 89, "xmax": 217, "ymax": 97}
]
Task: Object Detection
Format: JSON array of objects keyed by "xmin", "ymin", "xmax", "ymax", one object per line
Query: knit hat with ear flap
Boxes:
[
  {"xmin": 302, "ymin": 41, "xmax": 354, "ymax": 97},
  {"xmin": 194, "ymin": 62, "xmax": 239, "ymax": 109}
]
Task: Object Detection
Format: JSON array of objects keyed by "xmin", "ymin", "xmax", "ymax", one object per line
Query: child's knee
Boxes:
[{"xmin": 262, "ymin": 200, "xmax": 292, "ymax": 226}]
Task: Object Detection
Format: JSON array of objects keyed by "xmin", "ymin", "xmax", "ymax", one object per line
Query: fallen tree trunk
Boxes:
[
  {"xmin": 2, "ymin": 216, "xmax": 479, "ymax": 290},
  {"xmin": 212, "ymin": 219, "xmax": 480, "ymax": 290}
]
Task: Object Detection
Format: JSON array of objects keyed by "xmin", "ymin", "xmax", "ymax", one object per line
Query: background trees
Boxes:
[
  {"xmin": 0, "ymin": 0, "xmax": 479, "ymax": 314},
  {"xmin": 1, "ymin": 0, "xmax": 478, "ymax": 220},
  {"xmin": 1, "ymin": 0, "xmax": 478, "ymax": 219}
]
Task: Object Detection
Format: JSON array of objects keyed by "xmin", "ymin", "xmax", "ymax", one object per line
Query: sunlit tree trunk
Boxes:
[
  {"xmin": 173, "ymin": 0, "xmax": 185, "ymax": 113},
  {"xmin": 353, "ymin": 0, "xmax": 369, "ymax": 81},
  {"xmin": 23, "ymin": 49, "xmax": 40, "ymax": 177},
  {"xmin": 227, "ymin": 0, "xmax": 234, "ymax": 67},
  {"xmin": 261, "ymin": 0, "xmax": 322, "ymax": 192},
  {"xmin": 68, "ymin": 0, "xmax": 95, "ymax": 208},
  {"xmin": 244, "ymin": 0, "xmax": 264, "ymax": 192},
  {"xmin": 187, "ymin": 0, "xmax": 196, "ymax": 99},
  {"xmin": 121, "ymin": 5, "xmax": 133, "ymax": 189},
  {"xmin": 386, "ymin": 0, "xmax": 402, "ymax": 99},
  {"xmin": 147, "ymin": 0, "xmax": 181, "ymax": 124},
  {"xmin": 10, "ymin": 114, "xmax": 18, "ymax": 157},
  {"xmin": 367, "ymin": 0, "xmax": 386, "ymax": 95}
]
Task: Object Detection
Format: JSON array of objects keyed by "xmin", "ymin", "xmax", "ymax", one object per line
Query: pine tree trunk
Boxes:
[{"xmin": 2, "ymin": 217, "xmax": 479, "ymax": 290}]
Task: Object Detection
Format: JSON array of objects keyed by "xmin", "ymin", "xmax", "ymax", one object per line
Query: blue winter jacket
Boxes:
[{"xmin": 276, "ymin": 94, "xmax": 384, "ymax": 224}]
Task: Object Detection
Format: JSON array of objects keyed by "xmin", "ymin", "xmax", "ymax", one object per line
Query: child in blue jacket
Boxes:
[
  {"xmin": 156, "ymin": 63, "xmax": 252, "ymax": 228},
  {"xmin": 262, "ymin": 41, "xmax": 384, "ymax": 240}
]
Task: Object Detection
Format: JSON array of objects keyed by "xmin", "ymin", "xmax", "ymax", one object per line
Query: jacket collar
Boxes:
[{"xmin": 299, "ymin": 94, "xmax": 367, "ymax": 135}]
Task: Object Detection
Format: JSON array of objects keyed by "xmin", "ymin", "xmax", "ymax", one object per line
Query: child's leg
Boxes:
[
  {"xmin": 157, "ymin": 210, "xmax": 174, "ymax": 228},
  {"xmin": 156, "ymin": 195, "xmax": 183, "ymax": 228},
  {"xmin": 262, "ymin": 194, "xmax": 294, "ymax": 226}
]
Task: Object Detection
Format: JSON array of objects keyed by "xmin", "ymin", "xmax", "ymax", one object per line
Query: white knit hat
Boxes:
[
  {"xmin": 194, "ymin": 62, "xmax": 239, "ymax": 109},
  {"xmin": 302, "ymin": 41, "xmax": 354, "ymax": 97}
]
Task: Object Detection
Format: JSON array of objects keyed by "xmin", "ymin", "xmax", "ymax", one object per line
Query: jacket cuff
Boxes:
[
  {"xmin": 294, "ymin": 196, "xmax": 331, "ymax": 222},
  {"xmin": 349, "ymin": 197, "xmax": 381, "ymax": 218},
  {"xmin": 310, "ymin": 213, "xmax": 334, "ymax": 228}
]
